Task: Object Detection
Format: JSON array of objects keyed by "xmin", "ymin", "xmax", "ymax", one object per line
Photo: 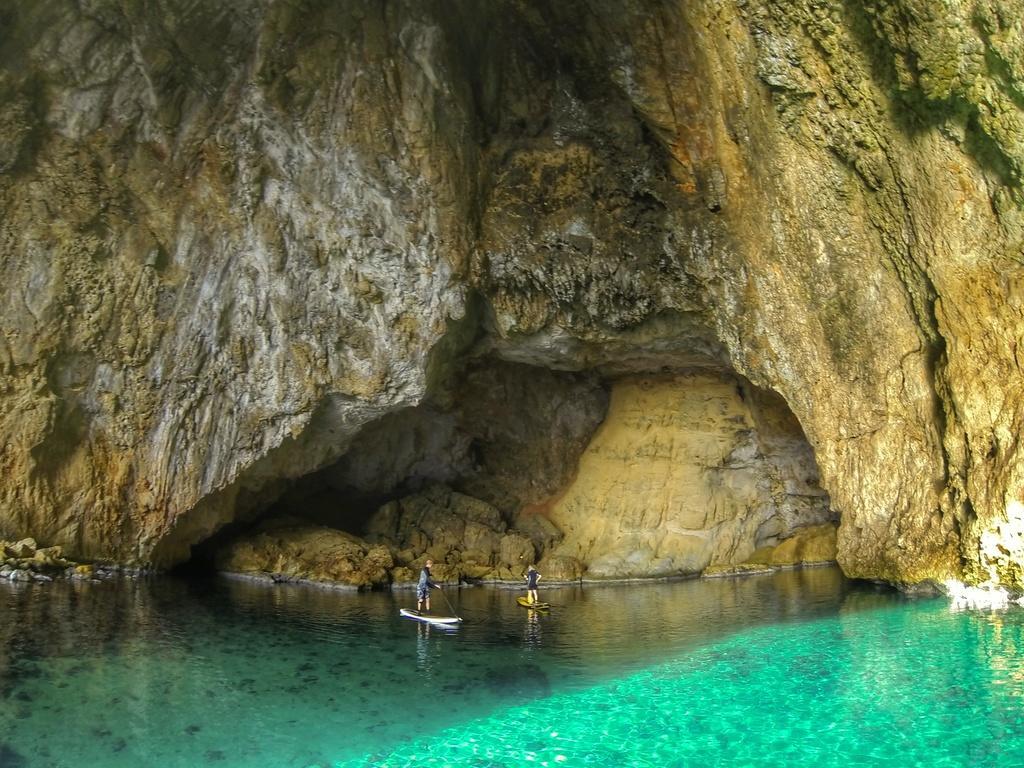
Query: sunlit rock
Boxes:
[
  {"xmin": 945, "ymin": 580, "xmax": 1024, "ymax": 611},
  {"xmin": 703, "ymin": 524, "xmax": 837, "ymax": 578},
  {"xmin": 546, "ymin": 374, "xmax": 834, "ymax": 578},
  {"xmin": 967, "ymin": 499, "xmax": 1024, "ymax": 591},
  {"xmin": 752, "ymin": 524, "xmax": 838, "ymax": 567},
  {"xmin": 536, "ymin": 554, "xmax": 585, "ymax": 583}
]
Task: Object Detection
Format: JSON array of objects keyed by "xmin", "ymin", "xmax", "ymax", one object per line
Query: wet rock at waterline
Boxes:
[
  {"xmin": 703, "ymin": 524, "xmax": 838, "ymax": 578},
  {"xmin": 0, "ymin": 1, "xmax": 1021, "ymax": 592},
  {"xmin": 216, "ymin": 522, "xmax": 393, "ymax": 589},
  {"xmin": 216, "ymin": 484, "xmax": 837, "ymax": 587},
  {"xmin": 219, "ymin": 486, "xmax": 540, "ymax": 587},
  {"xmin": 0, "ymin": 538, "xmax": 98, "ymax": 583}
]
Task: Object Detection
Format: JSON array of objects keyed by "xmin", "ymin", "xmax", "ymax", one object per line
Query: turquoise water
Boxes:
[{"xmin": 1, "ymin": 569, "xmax": 1022, "ymax": 767}]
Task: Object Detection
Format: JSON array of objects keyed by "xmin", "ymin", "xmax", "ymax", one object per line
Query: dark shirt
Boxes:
[
  {"xmin": 417, "ymin": 566, "xmax": 436, "ymax": 592},
  {"xmin": 526, "ymin": 569, "xmax": 540, "ymax": 589}
]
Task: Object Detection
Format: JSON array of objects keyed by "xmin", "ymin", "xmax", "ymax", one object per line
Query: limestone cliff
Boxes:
[
  {"xmin": 0, "ymin": 0, "xmax": 1021, "ymax": 591},
  {"xmin": 546, "ymin": 374, "xmax": 833, "ymax": 578}
]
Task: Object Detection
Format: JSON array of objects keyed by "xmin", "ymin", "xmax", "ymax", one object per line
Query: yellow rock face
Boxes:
[
  {"xmin": 743, "ymin": 524, "xmax": 839, "ymax": 567},
  {"xmin": 548, "ymin": 373, "xmax": 834, "ymax": 579}
]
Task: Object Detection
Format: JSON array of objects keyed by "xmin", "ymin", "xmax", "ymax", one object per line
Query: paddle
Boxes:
[{"xmin": 438, "ymin": 584, "xmax": 462, "ymax": 621}]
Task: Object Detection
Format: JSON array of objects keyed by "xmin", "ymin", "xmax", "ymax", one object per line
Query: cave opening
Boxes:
[{"xmin": 184, "ymin": 352, "xmax": 837, "ymax": 588}]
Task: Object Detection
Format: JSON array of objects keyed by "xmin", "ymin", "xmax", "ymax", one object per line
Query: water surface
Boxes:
[{"xmin": 1, "ymin": 568, "xmax": 1022, "ymax": 767}]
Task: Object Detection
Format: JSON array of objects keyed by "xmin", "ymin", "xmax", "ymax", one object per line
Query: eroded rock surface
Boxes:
[
  {"xmin": 217, "ymin": 520, "xmax": 393, "ymax": 589},
  {"xmin": 547, "ymin": 374, "xmax": 834, "ymax": 578},
  {"xmin": 0, "ymin": 0, "xmax": 1021, "ymax": 590}
]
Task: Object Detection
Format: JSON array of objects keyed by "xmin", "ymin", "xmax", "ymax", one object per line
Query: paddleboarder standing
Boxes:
[
  {"xmin": 417, "ymin": 559, "xmax": 441, "ymax": 612},
  {"xmin": 524, "ymin": 564, "xmax": 541, "ymax": 605}
]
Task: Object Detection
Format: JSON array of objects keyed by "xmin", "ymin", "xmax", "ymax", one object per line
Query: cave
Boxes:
[
  {"xmin": 6, "ymin": 0, "xmax": 1013, "ymax": 593},
  {"xmin": 188, "ymin": 349, "xmax": 836, "ymax": 587}
]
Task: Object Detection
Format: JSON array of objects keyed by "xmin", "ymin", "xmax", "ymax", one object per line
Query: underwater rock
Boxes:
[
  {"xmin": 0, "ymin": 743, "xmax": 27, "ymax": 768},
  {"xmin": 483, "ymin": 664, "xmax": 551, "ymax": 699}
]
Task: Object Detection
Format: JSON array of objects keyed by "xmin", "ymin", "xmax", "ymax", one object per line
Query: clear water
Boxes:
[{"xmin": 1, "ymin": 568, "xmax": 1022, "ymax": 767}]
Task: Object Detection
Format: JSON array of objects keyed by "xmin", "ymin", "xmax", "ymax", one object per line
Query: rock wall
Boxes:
[
  {"xmin": 0, "ymin": 0, "xmax": 1021, "ymax": 590},
  {"xmin": 546, "ymin": 373, "xmax": 834, "ymax": 578},
  {"xmin": 264, "ymin": 359, "xmax": 608, "ymax": 531},
  {"xmin": 0, "ymin": 0, "xmax": 476, "ymax": 564},
  {"xmin": 215, "ymin": 369, "xmax": 834, "ymax": 587}
]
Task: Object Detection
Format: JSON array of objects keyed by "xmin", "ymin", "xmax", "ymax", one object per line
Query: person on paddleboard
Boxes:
[
  {"xmin": 524, "ymin": 564, "xmax": 541, "ymax": 605},
  {"xmin": 417, "ymin": 559, "xmax": 441, "ymax": 612}
]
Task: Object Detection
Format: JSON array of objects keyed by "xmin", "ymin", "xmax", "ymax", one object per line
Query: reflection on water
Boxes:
[
  {"xmin": 2, "ymin": 568, "xmax": 1018, "ymax": 767},
  {"xmin": 523, "ymin": 608, "xmax": 542, "ymax": 650}
]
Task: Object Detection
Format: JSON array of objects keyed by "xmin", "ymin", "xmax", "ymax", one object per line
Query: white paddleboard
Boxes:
[{"xmin": 399, "ymin": 608, "xmax": 462, "ymax": 625}]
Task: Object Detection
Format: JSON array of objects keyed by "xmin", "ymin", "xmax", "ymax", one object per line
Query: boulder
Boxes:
[
  {"xmin": 5, "ymin": 538, "xmax": 37, "ymax": 559},
  {"xmin": 217, "ymin": 523, "xmax": 393, "ymax": 589},
  {"xmin": 32, "ymin": 546, "xmax": 70, "ymax": 568},
  {"xmin": 460, "ymin": 563, "xmax": 494, "ymax": 580},
  {"xmin": 364, "ymin": 500, "xmax": 401, "ymax": 543},
  {"xmin": 72, "ymin": 564, "xmax": 96, "ymax": 579},
  {"xmin": 498, "ymin": 533, "xmax": 536, "ymax": 569},
  {"xmin": 537, "ymin": 554, "xmax": 583, "ymax": 582},
  {"xmin": 364, "ymin": 485, "xmax": 509, "ymax": 577}
]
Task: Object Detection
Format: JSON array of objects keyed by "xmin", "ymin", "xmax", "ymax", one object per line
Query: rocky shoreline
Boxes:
[
  {"xmin": 2, "ymin": 537, "xmax": 98, "ymax": 583},
  {"xmin": 213, "ymin": 507, "xmax": 840, "ymax": 592},
  {"xmin": 3, "ymin": 527, "xmax": 839, "ymax": 591},
  {"xmin": 219, "ymin": 559, "xmax": 842, "ymax": 593},
  {"xmin": 1, "ymin": 537, "xmax": 157, "ymax": 584}
]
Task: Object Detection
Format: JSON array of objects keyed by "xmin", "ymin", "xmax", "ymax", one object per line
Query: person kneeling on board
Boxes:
[
  {"xmin": 524, "ymin": 564, "xmax": 541, "ymax": 605},
  {"xmin": 417, "ymin": 559, "xmax": 442, "ymax": 612}
]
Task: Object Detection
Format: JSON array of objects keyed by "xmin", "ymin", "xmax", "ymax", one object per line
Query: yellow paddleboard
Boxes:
[{"xmin": 516, "ymin": 596, "xmax": 551, "ymax": 609}]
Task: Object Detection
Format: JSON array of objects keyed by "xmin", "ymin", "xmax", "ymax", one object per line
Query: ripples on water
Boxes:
[{"xmin": 1, "ymin": 568, "xmax": 1022, "ymax": 767}]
